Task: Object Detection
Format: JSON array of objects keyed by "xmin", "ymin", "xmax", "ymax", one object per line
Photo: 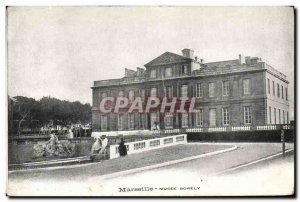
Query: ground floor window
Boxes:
[
  {"xmin": 118, "ymin": 114, "xmax": 123, "ymax": 130},
  {"xmin": 209, "ymin": 109, "xmax": 216, "ymax": 126},
  {"xmin": 269, "ymin": 106, "xmax": 272, "ymax": 124},
  {"xmin": 139, "ymin": 113, "xmax": 146, "ymax": 129},
  {"xmin": 128, "ymin": 113, "xmax": 134, "ymax": 130},
  {"xmin": 182, "ymin": 112, "xmax": 188, "ymax": 128},
  {"xmin": 222, "ymin": 107, "xmax": 230, "ymax": 126},
  {"xmin": 164, "ymin": 113, "xmax": 173, "ymax": 128},
  {"xmin": 101, "ymin": 115, "xmax": 107, "ymax": 131},
  {"xmin": 278, "ymin": 109, "xmax": 281, "ymax": 124},
  {"xmin": 195, "ymin": 109, "xmax": 203, "ymax": 127},
  {"xmin": 150, "ymin": 112, "xmax": 158, "ymax": 128},
  {"xmin": 274, "ymin": 107, "xmax": 277, "ymax": 124},
  {"xmin": 244, "ymin": 106, "xmax": 252, "ymax": 124}
]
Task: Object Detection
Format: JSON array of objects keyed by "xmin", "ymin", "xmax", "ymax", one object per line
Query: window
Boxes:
[
  {"xmin": 222, "ymin": 80, "xmax": 229, "ymax": 96},
  {"xmin": 118, "ymin": 114, "xmax": 123, "ymax": 130},
  {"xmin": 181, "ymin": 65, "xmax": 188, "ymax": 74},
  {"xmin": 272, "ymin": 81, "xmax": 275, "ymax": 96},
  {"xmin": 278, "ymin": 109, "xmax": 281, "ymax": 124},
  {"xmin": 274, "ymin": 108, "xmax": 277, "ymax": 124},
  {"xmin": 182, "ymin": 112, "xmax": 188, "ymax": 128},
  {"xmin": 285, "ymin": 87, "xmax": 288, "ymax": 100},
  {"xmin": 283, "ymin": 110, "xmax": 285, "ymax": 124},
  {"xmin": 287, "ymin": 112, "xmax": 289, "ymax": 123},
  {"xmin": 209, "ymin": 109, "xmax": 216, "ymax": 126},
  {"xmin": 150, "ymin": 87, "xmax": 157, "ymax": 97},
  {"xmin": 150, "ymin": 69, "xmax": 157, "ymax": 78},
  {"xmin": 140, "ymin": 89, "xmax": 145, "ymax": 101},
  {"xmin": 128, "ymin": 113, "xmax": 134, "ymax": 129},
  {"xmin": 165, "ymin": 67, "xmax": 172, "ymax": 77},
  {"xmin": 244, "ymin": 106, "xmax": 252, "ymax": 124},
  {"xmin": 118, "ymin": 91, "xmax": 124, "ymax": 97},
  {"xmin": 281, "ymin": 86, "xmax": 284, "ymax": 99},
  {"xmin": 165, "ymin": 86, "xmax": 173, "ymax": 98},
  {"xmin": 277, "ymin": 83, "xmax": 280, "ymax": 97},
  {"xmin": 196, "ymin": 83, "xmax": 202, "ymax": 98},
  {"xmin": 222, "ymin": 107, "xmax": 230, "ymax": 125},
  {"xmin": 209, "ymin": 83, "xmax": 215, "ymax": 97},
  {"xmin": 243, "ymin": 79, "xmax": 250, "ymax": 95},
  {"xmin": 129, "ymin": 90, "xmax": 135, "ymax": 102},
  {"xmin": 139, "ymin": 113, "xmax": 146, "ymax": 129},
  {"xmin": 267, "ymin": 79, "xmax": 270, "ymax": 94},
  {"xmin": 196, "ymin": 109, "xmax": 203, "ymax": 127},
  {"xmin": 101, "ymin": 115, "xmax": 107, "ymax": 131},
  {"xmin": 150, "ymin": 112, "xmax": 158, "ymax": 127},
  {"xmin": 269, "ymin": 106, "xmax": 272, "ymax": 124},
  {"xmin": 181, "ymin": 85, "xmax": 188, "ymax": 97},
  {"xmin": 164, "ymin": 113, "xmax": 173, "ymax": 128}
]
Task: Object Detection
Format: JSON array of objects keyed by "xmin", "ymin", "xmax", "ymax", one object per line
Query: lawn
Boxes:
[{"xmin": 9, "ymin": 144, "xmax": 232, "ymax": 181}]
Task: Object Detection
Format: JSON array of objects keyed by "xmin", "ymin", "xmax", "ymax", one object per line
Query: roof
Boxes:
[
  {"xmin": 204, "ymin": 59, "xmax": 240, "ymax": 67},
  {"xmin": 144, "ymin": 51, "xmax": 192, "ymax": 67}
]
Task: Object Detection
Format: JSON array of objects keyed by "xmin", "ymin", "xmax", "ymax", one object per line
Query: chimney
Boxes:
[
  {"xmin": 245, "ymin": 56, "xmax": 251, "ymax": 65},
  {"xmin": 200, "ymin": 59, "xmax": 204, "ymax": 64},
  {"xmin": 239, "ymin": 54, "xmax": 245, "ymax": 64},
  {"xmin": 182, "ymin": 48, "xmax": 194, "ymax": 59},
  {"xmin": 194, "ymin": 56, "xmax": 198, "ymax": 62}
]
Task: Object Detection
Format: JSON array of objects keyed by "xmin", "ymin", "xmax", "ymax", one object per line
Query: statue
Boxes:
[
  {"xmin": 33, "ymin": 133, "xmax": 75, "ymax": 158},
  {"xmin": 91, "ymin": 135, "xmax": 108, "ymax": 154},
  {"xmin": 90, "ymin": 135, "xmax": 108, "ymax": 161}
]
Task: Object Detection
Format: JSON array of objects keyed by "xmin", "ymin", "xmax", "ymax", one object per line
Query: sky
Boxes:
[{"xmin": 7, "ymin": 6, "xmax": 294, "ymax": 119}]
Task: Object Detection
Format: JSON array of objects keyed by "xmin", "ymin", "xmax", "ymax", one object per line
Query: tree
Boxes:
[
  {"xmin": 10, "ymin": 95, "xmax": 92, "ymax": 135},
  {"xmin": 12, "ymin": 96, "xmax": 39, "ymax": 135}
]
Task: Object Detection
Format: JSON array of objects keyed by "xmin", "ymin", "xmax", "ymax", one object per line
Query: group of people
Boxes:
[
  {"xmin": 90, "ymin": 135, "xmax": 127, "ymax": 157},
  {"xmin": 39, "ymin": 125, "xmax": 92, "ymax": 138}
]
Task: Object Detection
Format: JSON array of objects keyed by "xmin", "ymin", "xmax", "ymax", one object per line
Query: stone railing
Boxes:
[
  {"xmin": 207, "ymin": 127, "xmax": 227, "ymax": 132},
  {"xmin": 109, "ymin": 134, "xmax": 187, "ymax": 159},
  {"xmin": 164, "ymin": 124, "xmax": 293, "ymax": 134},
  {"xmin": 94, "ymin": 77, "xmax": 145, "ymax": 87},
  {"xmin": 92, "ymin": 124, "xmax": 293, "ymax": 138},
  {"xmin": 231, "ymin": 126, "xmax": 251, "ymax": 131}
]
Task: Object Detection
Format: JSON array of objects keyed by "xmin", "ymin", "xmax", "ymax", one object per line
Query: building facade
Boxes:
[{"xmin": 91, "ymin": 49, "xmax": 289, "ymax": 132}]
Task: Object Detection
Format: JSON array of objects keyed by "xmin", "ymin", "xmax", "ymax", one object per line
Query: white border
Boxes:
[{"xmin": 1, "ymin": 1, "xmax": 298, "ymax": 202}]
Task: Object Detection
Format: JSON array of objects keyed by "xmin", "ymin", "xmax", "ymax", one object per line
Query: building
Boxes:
[{"xmin": 91, "ymin": 49, "xmax": 289, "ymax": 132}]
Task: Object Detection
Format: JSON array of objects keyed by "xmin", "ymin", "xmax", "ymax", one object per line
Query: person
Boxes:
[
  {"xmin": 151, "ymin": 121, "xmax": 160, "ymax": 130},
  {"xmin": 99, "ymin": 135, "xmax": 108, "ymax": 154},
  {"xmin": 118, "ymin": 138, "xmax": 127, "ymax": 156},
  {"xmin": 67, "ymin": 127, "xmax": 74, "ymax": 139},
  {"xmin": 151, "ymin": 121, "xmax": 160, "ymax": 135}
]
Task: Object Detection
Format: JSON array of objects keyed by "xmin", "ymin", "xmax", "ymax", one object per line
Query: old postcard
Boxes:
[{"xmin": 6, "ymin": 6, "xmax": 295, "ymax": 197}]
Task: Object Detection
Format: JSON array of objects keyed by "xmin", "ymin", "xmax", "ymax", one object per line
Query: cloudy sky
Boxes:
[{"xmin": 7, "ymin": 6, "xmax": 294, "ymax": 118}]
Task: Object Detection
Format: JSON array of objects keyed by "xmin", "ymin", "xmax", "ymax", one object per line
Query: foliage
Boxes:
[{"xmin": 9, "ymin": 96, "xmax": 91, "ymax": 134}]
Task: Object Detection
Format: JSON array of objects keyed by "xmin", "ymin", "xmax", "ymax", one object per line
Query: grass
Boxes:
[{"xmin": 9, "ymin": 144, "xmax": 231, "ymax": 181}]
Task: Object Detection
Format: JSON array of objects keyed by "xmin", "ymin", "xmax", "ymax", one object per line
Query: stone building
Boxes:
[{"xmin": 91, "ymin": 49, "xmax": 289, "ymax": 132}]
